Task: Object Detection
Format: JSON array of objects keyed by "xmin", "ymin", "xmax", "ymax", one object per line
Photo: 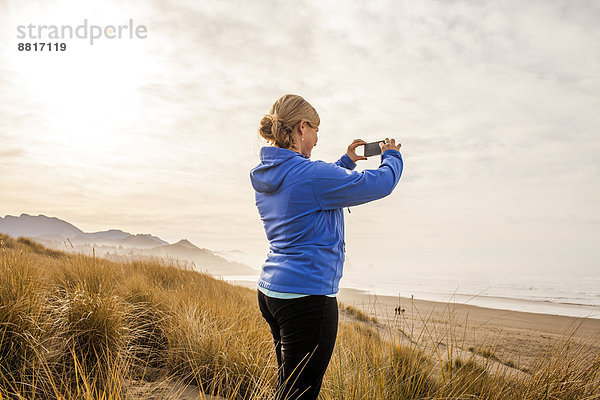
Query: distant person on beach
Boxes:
[{"xmin": 250, "ymin": 94, "xmax": 403, "ymax": 400}]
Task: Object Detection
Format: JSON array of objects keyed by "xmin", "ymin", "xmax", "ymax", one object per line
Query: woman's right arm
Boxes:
[{"xmin": 311, "ymin": 147, "xmax": 403, "ymax": 210}]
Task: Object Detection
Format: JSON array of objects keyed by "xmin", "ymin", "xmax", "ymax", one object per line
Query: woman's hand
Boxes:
[
  {"xmin": 380, "ymin": 138, "xmax": 401, "ymax": 153},
  {"xmin": 346, "ymin": 139, "xmax": 368, "ymax": 163}
]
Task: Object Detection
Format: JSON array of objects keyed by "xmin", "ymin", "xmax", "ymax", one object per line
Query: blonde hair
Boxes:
[{"xmin": 258, "ymin": 94, "xmax": 320, "ymax": 149}]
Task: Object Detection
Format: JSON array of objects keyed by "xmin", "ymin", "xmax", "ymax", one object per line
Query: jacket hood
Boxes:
[{"xmin": 250, "ymin": 147, "xmax": 307, "ymax": 193}]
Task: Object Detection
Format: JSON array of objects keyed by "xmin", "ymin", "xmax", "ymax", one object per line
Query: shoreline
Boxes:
[
  {"xmin": 339, "ymin": 285, "xmax": 600, "ymax": 320},
  {"xmin": 223, "ymin": 276, "xmax": 600, "ymax": 320}
]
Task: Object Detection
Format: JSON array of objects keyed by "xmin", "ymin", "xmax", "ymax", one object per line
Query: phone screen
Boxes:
[{"xmin": 363, "ymin": 140, "xmax": 385, "ymax": 157}]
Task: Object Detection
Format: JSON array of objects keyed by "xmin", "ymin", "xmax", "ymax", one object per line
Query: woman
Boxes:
[{"xmin": 250, "ymin": 94, "xmax": 403, "ymax": 399}]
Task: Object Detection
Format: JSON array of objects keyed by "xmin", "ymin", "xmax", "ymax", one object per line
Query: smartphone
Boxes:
[{"xmin": 363, "ymin": 140, "xmax": 385, "ymax": 157}]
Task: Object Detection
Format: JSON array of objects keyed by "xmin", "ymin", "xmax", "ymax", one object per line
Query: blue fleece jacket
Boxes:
[{"xmin": 250, "ymin": 146, "xmax": 403, "ymax": 295}]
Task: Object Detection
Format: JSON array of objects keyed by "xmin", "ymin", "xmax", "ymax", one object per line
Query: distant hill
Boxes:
[
  {"xmin": 0, "ymin": 214, "xmax": 83, "ymax": 239},
  {"xmin": 145, "ymin": 240, "xmax": 256, "ymax": 275},
  {"xmin": 83, "ymin": 229, "xmax": 131, "ymax": 241},
  {"xmin": 0, "ymin": 214, "xmax": 256, "ymax": 276},
  {"xmin": 0, "ymin": 214, "xmax": 167, "ymax": 248},
  {"xmin": 69, "ymin": 232, "xmax": 167, "ymax": 248},
  {"xmin": 116, "ymin": 234, "xmax": 168, "ymax": 248}
]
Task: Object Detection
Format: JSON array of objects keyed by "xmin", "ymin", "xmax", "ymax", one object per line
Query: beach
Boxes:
[
  {"xmin": 337, "ymin": 287, "xmax": 600, "ymax": 372},
  {"xmin": 229, "ymin": 280, "xmax": 600, "ymax": 373}
]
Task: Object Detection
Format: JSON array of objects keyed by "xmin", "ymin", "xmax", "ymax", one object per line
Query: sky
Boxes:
[{"xmin": 1, "ymin": 0, "xmax": 599, "ymax": 279}]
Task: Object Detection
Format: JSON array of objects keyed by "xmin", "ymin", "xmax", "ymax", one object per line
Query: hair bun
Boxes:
[{"xmin": 258, "ymin": 115, "xmax": 275, "ymax": 139}]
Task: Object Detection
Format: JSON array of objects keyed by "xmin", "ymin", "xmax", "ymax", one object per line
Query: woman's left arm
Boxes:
[{"xmin": 312, "ymin": 149, "xmax": 403, "ymax": 210}]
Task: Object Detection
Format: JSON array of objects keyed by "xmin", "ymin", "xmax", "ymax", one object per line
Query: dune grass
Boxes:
[
  {"xmin": 339, "ymin": 304, "xmax": 378, "ymax": 324},
  {"xmin": 1, "ymin": 233, "xmax": 598, "ymax": 399}
]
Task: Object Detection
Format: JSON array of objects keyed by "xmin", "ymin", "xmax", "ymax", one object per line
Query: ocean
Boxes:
[{"xmin": 222, "ymin": 272, "xmax": 600, "ymax": 320}]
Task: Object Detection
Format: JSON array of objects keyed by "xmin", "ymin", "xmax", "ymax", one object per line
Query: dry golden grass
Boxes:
[
  {"xmin": 338, "ymin": 304, "xmax": 378, "ymax": 324},
  {"xmin": 1, "ymin": 233, "xmax": 598, "ymax": 399}
]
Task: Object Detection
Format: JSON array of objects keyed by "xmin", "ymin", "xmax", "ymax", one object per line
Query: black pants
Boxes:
[{"xmin": 257, "ymin": 291, "xmax": 338, "ymax": 400}]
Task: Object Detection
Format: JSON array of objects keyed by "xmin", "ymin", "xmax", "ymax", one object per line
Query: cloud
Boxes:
[
  {"xmin": 1, "ymin": 0, "xmax": 599, "ymax": 275},
  {"xmin": 0, "ymin": 148, "xmax": 25, "ymax": 158}
]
